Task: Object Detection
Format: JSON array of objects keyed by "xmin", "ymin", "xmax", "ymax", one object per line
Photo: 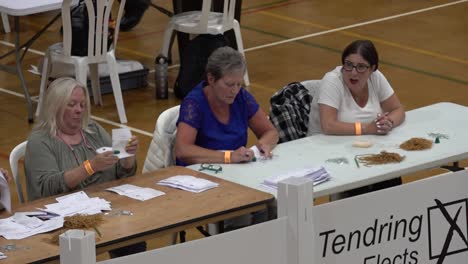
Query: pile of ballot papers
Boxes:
[
  {"xmin": 157, "ymin": 175, "xmax": 219, "ymax": 193},
  {"xmin": 260, "ymin": 166, "xmax": 331, "ymax": 192},
  {"xmin": 0, "ymin": 191, "xmax": 110, "ymax": 240},
  {"xmin": 107, "ymin": 184, "xmax": 165, "ymax": 201}
]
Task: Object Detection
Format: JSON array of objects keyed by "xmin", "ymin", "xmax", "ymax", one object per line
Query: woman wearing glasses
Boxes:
[
  {"xmin": 307, "ymin": 39, "xmax": 405, "ymax": 136},
  {"xmin": 176, "ymin": 46, "xmax": 278, "ymax": 166}
]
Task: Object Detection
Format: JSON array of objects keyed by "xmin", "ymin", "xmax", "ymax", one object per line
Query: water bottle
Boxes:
[{"xmin": 155, "ymin": 55, "xmax": 168, "ymax": 99}]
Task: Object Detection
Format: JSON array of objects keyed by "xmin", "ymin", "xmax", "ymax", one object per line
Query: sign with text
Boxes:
[{"xmin": 313, "ymin": 170, "xmax": 468, "ymax": 264}]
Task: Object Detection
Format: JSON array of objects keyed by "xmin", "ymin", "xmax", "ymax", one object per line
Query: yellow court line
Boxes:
[
  {"xmin": 117, "ymin": 46, "xmax": 155, "ymax": 59},
  {"xmin": 261, "ymin": 11, "xmax": 468, "ymax": 66}
]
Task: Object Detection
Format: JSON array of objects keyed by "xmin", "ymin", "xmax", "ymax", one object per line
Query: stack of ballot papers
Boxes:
[
  {"xmin": 43, "ymin": 191, "xmax": 111, "ymax": 216},
  {"xmin": 0, "ymin": 213, "xmax": 64, "ymax": 240},
  {"xmin": 260, "ymin": 166, "xmax": 331, "ymax": 192},
  {"xmin": 0, "ymin": 191, "xmax": 111, "ymax": 240},
  {"xmin": 157, "ymin": 175, "xmax": 219, "ymax": 193},
  {"xmin": 107, "ymin": 184, "xmax": 165, "ymax": 201}
]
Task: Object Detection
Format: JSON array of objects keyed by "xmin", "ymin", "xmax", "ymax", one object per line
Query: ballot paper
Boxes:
[
  {"xmin": 0, "ymin": 171, "xmax": 11, "ymax": 212},
  {"xmin": 157, "ymin": 175, "xmax": 219, "ymax": 193},
  {"xmin": 260, "ymin": 166, "xmax": 331, "ymax": 192},
  {"xmin": 43, "ymin": 191, "xmax": 111, "ymax": 216},
  {"xmin": 0, "ymin": 191, "xmax": 111, "ymax": 240},
  {"xmin": 0, "ymin": 215, "xmax": 64, "ymax": 240},
  {"xmin": 107, "ymin": 184, "xmax": 165, "ymax": 201},
  {"xmin": 112, "ymin": 128, "xmax": 134, "ymax": 159}
]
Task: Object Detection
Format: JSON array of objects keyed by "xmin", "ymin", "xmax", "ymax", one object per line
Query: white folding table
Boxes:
[{"xmin": 188, "ymin": 102, "xmax": 468, "ymax": 197}]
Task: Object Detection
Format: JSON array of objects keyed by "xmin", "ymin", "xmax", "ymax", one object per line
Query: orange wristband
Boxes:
[
  {"xmin": 83, "ymin": 160, "xmax": 95, "ymax": 176},
  {"xmin": 355, "ymin": 122, "xmax": 362, "ymax": 136},
  {"xmin": 224, "ymin": 151, "xmax": 232, "ymax": 164}
]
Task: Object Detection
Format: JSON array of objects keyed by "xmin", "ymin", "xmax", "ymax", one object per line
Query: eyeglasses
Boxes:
[
  {"xmin": 198, "ymin": 164, "xmax": 223, "ymax": 174},
  {"xmin": 343, "ymin": 60, "xmax": 370, "ymax": 73}
]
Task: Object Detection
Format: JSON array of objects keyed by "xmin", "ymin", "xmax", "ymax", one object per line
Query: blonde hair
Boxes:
[{"xmin": 35, "ymin": 77, "xmax": 91, "ymax": 135}]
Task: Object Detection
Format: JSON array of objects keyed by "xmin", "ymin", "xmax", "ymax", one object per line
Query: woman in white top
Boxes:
[{"xmin": 308, "ymin": 39, "xmax": 405, "ymax": 136}]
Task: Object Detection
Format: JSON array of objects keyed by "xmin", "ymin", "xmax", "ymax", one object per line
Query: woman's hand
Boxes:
[
  {"xmin": 125, "ymin": 136, "xmax": 138, "ymax": 155},
  {"xmin": 256, "ymin": 142, "xmax": 274, "ymax": 159},
  {"xmin": 90, "ymin": 151, "xmax": 119, "ymax": 172},
  {"xmin": 374, "ymin": 113, "xmax": 394, "ymax": 135},
  {"xmin": 232, "ymin": 147, "xmax": 255, "ymax": 163},
  {"xmin": 0, "ymin": 168, "xmax": 11, "ymax": 183}
]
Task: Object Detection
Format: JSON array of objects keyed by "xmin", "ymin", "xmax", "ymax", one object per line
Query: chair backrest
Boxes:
[
  {"xmin": 300, "ymin": 80, "xmax": 321, "ymax": 98},
  {"xmin": 62, "ymin": 0, "xmax": 126, "ymax": 58},
  {"xmin": 9, "ymin": 141, "xmax": 27, "ymax": 204},
  {"xmin": 194, "ymin": 0, "xmax": 237, "ymax": 32},
  {"xmin": 143, "ymin": 106, "xmax": 181, "ymax": 173}
]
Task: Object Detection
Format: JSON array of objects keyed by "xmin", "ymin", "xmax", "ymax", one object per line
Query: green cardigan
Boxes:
[{"xmin": 24, "ymin": 122, "xmax": 136, "ymax": 201}]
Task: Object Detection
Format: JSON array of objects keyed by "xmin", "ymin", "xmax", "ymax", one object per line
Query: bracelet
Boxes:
[
  {"xmin": 83, "ymin": 160, "xmax": 95, "ymax": 176},
  {"xmin": 355, "ymin": 122, "xmax": 362, "ymax": 136},
  {"xmin": 224, "ymin": 151, "xmax": 232, "ymax": 164}
]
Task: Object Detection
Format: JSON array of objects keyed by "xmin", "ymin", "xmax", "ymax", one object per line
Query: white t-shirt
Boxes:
[{"xmin": 307, "ymin": 66, "xmax": 394, "ymax": 135}]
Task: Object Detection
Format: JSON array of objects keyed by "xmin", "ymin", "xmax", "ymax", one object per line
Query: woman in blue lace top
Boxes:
[{"xmin": 176, "ymin": 47, "xmax": 278, "ymax": 166}]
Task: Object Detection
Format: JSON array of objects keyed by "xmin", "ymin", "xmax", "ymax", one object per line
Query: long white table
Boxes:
[
  {"xmin": 0, "ymin": 0, "xmax": 78, "ymax": 122},
  {"xmin": 188, "ymin": 102, "xmax": 468, "ymax": 197}
]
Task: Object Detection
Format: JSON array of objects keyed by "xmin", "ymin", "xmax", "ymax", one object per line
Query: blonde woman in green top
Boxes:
[
  {"xmin": 24, "ymin": 77, "xmax": 138, "ymax": 200},
  {"xmin": 24, "ymin": 77, "xmax": 145, "ymax": 257}
]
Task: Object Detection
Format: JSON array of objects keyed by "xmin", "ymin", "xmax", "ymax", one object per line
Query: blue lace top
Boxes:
[{"xmin": 176, "ymin": 81, "xmax": 259, "ymax": 165}]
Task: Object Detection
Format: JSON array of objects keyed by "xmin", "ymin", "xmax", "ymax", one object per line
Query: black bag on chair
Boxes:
[{"xmin": 174, "ymin": 34, "xmax": 228, "ymax": 99}]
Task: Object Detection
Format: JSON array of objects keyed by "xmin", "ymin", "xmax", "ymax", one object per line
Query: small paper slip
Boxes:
[
  {"xmin": 157, "ymin": 175, "xmax": 219, "ymax": 193},
  {"xmin": 260, "ymin": 166, "xmax": 331, "ymax": 191},
  {"xmin": 107, "ymin": 184, "xmax": 165, "ymax": 201},
  {"xmin": 0, "ymin": 251, "xmax": 6, "ymax": 260},
  {"xmin": 112, "ymin": 128, "xmax": 134, "ymax": 159},
  {"xmin": 0, "ymin": 171, "xmax": 11, "ymax": 212}
]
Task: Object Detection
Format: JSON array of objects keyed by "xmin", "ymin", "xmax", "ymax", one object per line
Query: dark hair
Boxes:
[{"xmin": 341, "ymin": 40, "xmax": 379, "ymax": 71}]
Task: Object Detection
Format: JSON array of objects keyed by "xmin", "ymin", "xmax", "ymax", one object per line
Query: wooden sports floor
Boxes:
[{"xmin": 0, "ymin": 0, "xmax": 467, "ymax": 256}]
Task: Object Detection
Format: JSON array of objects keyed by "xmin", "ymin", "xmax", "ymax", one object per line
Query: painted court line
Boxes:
[
  {"xmin": 0, "ymin": 87, "xmax": 154, "ymax": 138},
  {"xmin": 245, "ymin": 0, "xmax": 468, "ymax": 52},
  {"xmin": 260, "ymin": 11, "xmax": 468, "ymax": 66}
]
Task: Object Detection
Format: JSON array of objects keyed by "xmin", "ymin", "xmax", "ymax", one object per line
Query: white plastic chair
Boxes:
[
  {"xmin": 36, "ymin": 0, "xmax": 128, "ymax": 123},
  {"xmin": 9, "ymin": 141, "xmax": 27, "ymax": 204},
  {"xmin": 143, "ymin": 105, "xmax": 180, "ymax": 173},
  {"xmin": 1, "ymin": 13, "xmax": 10, "ymax": 33},
  {"xmin": 301, "ymin": 80, "xmax": 321, "ymax": 98},
  {"xmin": 159, "ymin": 0, "xmax": 250, "ymax": 86}
]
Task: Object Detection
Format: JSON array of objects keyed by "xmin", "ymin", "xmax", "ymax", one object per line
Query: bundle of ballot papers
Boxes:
[
  {"xmin": 0, "ymin": 191, "xmax": 111, "ymax": 240},
  {"xmin": 107, "ymin": 184, "xmax": 165, "ymax": 201},
  {"xmin": 260, "ymin": 166, "xmax": 331, "ymax": 192},
  {"xmin": 157, "ymin": 175, "xmax": 219, "ymax": 193}
]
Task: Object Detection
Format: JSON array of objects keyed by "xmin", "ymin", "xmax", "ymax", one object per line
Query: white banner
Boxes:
[{"xmin": 314, "ymin": 170, "xmax": 468, "ymax": 264}]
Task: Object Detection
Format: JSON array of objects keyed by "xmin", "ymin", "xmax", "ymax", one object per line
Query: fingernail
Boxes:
[{"xmin": 377, "ymin": 130, "xmax": 383, "ymax": 133}]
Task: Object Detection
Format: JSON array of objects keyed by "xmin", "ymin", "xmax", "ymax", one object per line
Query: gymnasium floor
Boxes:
[{"xmin": 0, "ymin": 0, "xmax": 467, "ymax": 255}]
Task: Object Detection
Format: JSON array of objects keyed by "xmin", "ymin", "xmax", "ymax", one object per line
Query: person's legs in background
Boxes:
[{"xmin": 120, "ymin": 0, "xmax": 149, "ymax": 32}]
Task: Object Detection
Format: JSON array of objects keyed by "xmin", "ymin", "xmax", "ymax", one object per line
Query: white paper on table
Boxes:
[
  {"xmin": 157, "ymin": 175, "xmax": 219, "ymax": 193},
  {"xmin": 112, "ymin": 128, "xmax": 134, "ymax": 159},
  {"xmin": 0, "ymin": 171, "xmax": 11, "ymax": 212},
  {"xmin": 0, "ymin": 251, "xmax": 6, "ymax": 260},
  {"xmin": 0, "ymin": 216, "xmax": 64, "ymax": 240},
  {"xmin": 107, "ymin": 184, "xmax": 165, "ymax": 201}
]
